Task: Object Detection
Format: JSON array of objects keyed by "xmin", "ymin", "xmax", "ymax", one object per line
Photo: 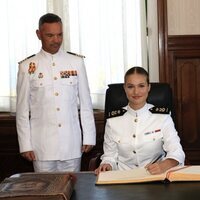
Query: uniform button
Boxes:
[
  {"xmin": 134, "ymin": 118, "xmax": 138, "ymax": 122},
  {"xmin": 133, "ymin": 134, "xmax": 136, "ymax": 138},
  {"xmin": 40, "ymin": 83, "xmax": 43, "ymax": 86},
  {"xmin": 56, "ymin": 108, "xmax": 60, "ymax": 111},
  {"xmin": 55, "ymin": 92, "xmax": 59, "ymax": 96},
  {"xmin": 54, "ymin": 77, "xmax": 58, "ymax": 80},
  {"xmin": 52, "ymin": 62, "xmax": 55, "ymax": 66},
  {"xmin": 58, "ymin": 124, "xmax": 61, "ymax": 127},
  {"xmin": 133, "ymin": 151, "xmax": 136, "ymax": 154}
]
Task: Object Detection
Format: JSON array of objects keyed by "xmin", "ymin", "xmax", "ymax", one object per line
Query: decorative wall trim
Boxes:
[
  {"xmin": 157, "ymin": 0, "xmax": 200, "ymax": 165},
  {"xmin": 157, "ymin": 0, "xmax": 168, "ymax": 82},
  {"xmin": 168, "ymin": 35, "xmax": 200, "ymax": 50}
]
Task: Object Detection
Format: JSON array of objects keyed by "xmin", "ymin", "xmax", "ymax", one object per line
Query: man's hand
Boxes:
[
  {"xmin": 81, "ymin": 145, "xmax": 94, "ymax": 153},
  {"xmin": 21, "ymin": 151, "xmax": 36, "ymax": 161}
]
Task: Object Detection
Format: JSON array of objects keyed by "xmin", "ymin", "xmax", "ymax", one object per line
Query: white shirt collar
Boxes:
[{"xmin": 127, "ymin": 103, "xmax": 153, "ymax": 117}]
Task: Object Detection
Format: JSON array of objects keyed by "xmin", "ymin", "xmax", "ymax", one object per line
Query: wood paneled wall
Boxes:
[
  {"xmin": 158, "ymin": 0, "xmax": 200, "ymax": 164},
  {"xmin": 0, "ymin": 114, "xmax": 34, "ymax": 182},
  {"xmin": 0, "ymin": 111, "xmax": 104, "ymax": 182},
  {"xmin": 168, "ymin": 36, "xmax": 200, "ymax": 164}
]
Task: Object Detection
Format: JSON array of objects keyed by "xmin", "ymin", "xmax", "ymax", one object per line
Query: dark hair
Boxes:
[
  {"xmin": 124, "ymin": 66, "xmax": 149, "ymax": 84},
  {"xmin": 39, "ymin": 13, "xmax": 62, "ymax": 27}
]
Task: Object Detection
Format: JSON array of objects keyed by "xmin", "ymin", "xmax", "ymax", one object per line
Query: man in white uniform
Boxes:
[{"xmin": 16, "ymin": 13, "xmax": 96, "ymax": 172}]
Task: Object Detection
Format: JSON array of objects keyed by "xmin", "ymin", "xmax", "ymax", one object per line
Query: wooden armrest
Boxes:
[{"xmin": 88, "ymin": 153, "xmax": 102, "ymax": 171}]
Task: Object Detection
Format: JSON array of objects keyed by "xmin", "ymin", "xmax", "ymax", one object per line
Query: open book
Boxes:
[{"xmin": 96, "ymin": 165, "xmax": 200, "ymax": 185}]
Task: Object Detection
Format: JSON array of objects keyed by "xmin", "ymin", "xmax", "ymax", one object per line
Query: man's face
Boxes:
[{"xmin": 36, "ymin": 22, "xmax": 63, "ymax": 54}]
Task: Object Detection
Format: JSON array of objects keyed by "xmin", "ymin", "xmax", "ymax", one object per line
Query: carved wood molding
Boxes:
[
  {"xmin": 168, "ymin": 35, "xmax": 200, "ymax": 50},
  {"xmin": 168, "ymin": 49, "xmax": 200, "ymax": 89},
  {"xmin": 157, "ymin": 0, "xmax": 200, "ymax": 165},
  {"xmin": 157, "ymin": 0, "xmax": 200, "ymax": 80},
  {"xmin": 157, "ymin": 0, "xmax": 168, "ymax": 82}
]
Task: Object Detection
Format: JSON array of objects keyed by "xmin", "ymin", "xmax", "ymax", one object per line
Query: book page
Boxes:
[
  {"xmin": 168, "ymin": 166, "xmax": 200, "ymax": 182},
  {"xmin": 178, "ymin": 166, "xmax": 200, "ymax": 174},
  {"xmin": 96, "ymin": 167, "xmax": 166, "ymax": 185}
]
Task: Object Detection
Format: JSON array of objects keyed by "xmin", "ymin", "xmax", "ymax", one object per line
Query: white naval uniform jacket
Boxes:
[
  {"xmin": 101, "ymin": 104, "xmax": 185, "ymax": 170},
  {"xmin": 16, "ymin": 49, "xmax": 96, "ymax": 160}
]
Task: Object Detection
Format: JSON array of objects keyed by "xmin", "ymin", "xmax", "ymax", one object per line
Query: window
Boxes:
[
  {"xmin": 1, "ymin": 0, "xmax": 147, "ymax": 112},
  {"xmin": 55, "ymin": 0, "xmax": 148, "ymax": 109},
  {"xmin": 0, "ymin": 0, "xmax": 46, "ymax": 112}
]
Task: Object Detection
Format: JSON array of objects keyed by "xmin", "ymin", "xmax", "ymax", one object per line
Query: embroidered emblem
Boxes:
[
  {"xmin": 38, "ymin": 73, "xmax": 43, "ymax": 79},
  {"xmin": 144, "ymin": 129, "xmax": 161, "ymax": 135},
  {"xmin": 107, "ymin": 108, "xmax": 127, "ymax": 118},
  {"xmin": 149, "ymin": 106, "xmax": 170, "ymax": 114},
  {"xmin": 60, "ymin": 70, "xmax": 77, "ymax": 78},
  {"xmin": 28, "ymin": 62, "xmax": 36, "ymax": 74}
]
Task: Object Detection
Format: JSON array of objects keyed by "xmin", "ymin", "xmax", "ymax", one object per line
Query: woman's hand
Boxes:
[
  {"xmin": 145, "ymin": 158, "xmax": 179, "ymax": 174},
  {"xmin": 94, "ymin": 164, "xmax": 112, "ymax": 175}
]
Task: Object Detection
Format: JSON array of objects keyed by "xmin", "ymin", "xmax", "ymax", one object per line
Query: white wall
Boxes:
[{"xmin": 167, "ymin": 0, "xmax": 200, "ymax": 35}]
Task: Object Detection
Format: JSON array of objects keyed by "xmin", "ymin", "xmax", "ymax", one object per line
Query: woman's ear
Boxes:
[{"xmin": 148, "ymin": 83, "xmax": 151, "ymax": 92}]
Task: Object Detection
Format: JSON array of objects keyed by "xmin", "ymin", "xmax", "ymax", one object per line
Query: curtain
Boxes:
[
  {"xmin": 0, "ymin": 0, "xmax": 46, "ymax": 113},
  {"xmin": 0, "ymin": 0, "xmax": 147, "ymax": 112},
  {"xmin": 67, "ymin": 0, "xmax": 147, "ymax": 109}
]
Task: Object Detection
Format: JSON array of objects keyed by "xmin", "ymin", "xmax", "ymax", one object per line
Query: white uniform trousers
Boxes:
[{"xmin": 33, "ymin": 158, "xmax": 81, "ymax": 172}]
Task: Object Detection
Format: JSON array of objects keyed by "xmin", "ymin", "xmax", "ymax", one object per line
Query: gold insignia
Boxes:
[
  {"xmin": 107, "ymin": 108, "xmax": 127, "ymax": 118},
  {"xmin": 67, "ymin": 51, "xmax": 85, "ymax": 58},
  {"xmin": 18, "ymin": 54, "xmax": 35, "ymax": 64},
  {"xmin": 28, "ymin": 62, "xmax": 36, "ymax": 74},
  {"xmin": 38, "ymin": 73, "xmax": 43, "ymax": 78},
  {"xmin": 149, "ymin": 107, "xmax": 170, "ymax": 114}
]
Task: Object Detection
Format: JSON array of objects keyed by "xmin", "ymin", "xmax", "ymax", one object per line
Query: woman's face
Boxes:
[{"xmin": 124, "ymin": 73, "xmax": 150, "ymax": 110}]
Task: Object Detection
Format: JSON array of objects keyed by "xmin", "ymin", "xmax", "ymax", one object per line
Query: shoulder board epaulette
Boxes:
[
  {"xmin": 149, "ymin": 106, "xmax": 170, "ymax": 114},
  {"xmin": 18, "ymin": 54, "xmax": 35, "ymax": 64},
  {"xmin": 67, "ymin": 51, "xmax": 85, "ymax": 58},
  {"xmin": 107, "ymin": 108, "xmax": 127, "ymax": 119}
]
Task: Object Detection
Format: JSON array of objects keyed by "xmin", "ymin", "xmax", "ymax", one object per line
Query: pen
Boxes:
[{"xmin": 150, "ymin": 154, "xmax": 163, "ymax": 164}]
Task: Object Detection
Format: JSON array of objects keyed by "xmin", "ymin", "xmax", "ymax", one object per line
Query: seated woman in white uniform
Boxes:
[{"xmin": 95, "ymin": 66, "xmax": 185, "ymax": 175}]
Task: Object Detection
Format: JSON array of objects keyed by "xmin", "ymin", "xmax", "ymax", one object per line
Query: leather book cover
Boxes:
[{"xmin": 0, "ymin": 172, "xmax": 76, "ymax": 200}]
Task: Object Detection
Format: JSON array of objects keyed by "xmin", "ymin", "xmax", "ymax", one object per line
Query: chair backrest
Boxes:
[{"xmin": 104, "ymin": 82, "xmax": 174, "ymax": 122}]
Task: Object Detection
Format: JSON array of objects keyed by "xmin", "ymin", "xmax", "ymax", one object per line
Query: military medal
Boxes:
[
  {"xmin": 28, "ymin": 62, "xmax": 36, "ymax": 74},
  {"xmin": 60, "ymin": 70, "xmax": 77, "ymax": 78},
  {"xmin": 38, "ymin": 73, "xmax": 43, "ymax": 78}
]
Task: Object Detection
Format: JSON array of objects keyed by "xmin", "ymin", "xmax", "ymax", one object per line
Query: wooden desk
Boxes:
[
  {"xmin": 0, "ymin": 111, "xmax": 104, "ymax": 181},
  {"xmin": 71, "ymin": 172, "xmax": 200, "ymax": 200}
]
